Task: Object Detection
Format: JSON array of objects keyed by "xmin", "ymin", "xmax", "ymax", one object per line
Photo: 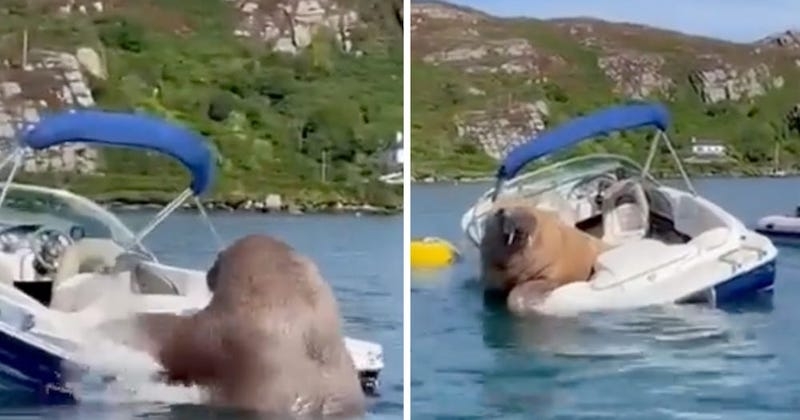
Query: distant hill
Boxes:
[
  {"xmin": 411, "ymin": 1, "xmax": 800, "ymax": 179},
  {"xmin": 0, "ymin": 0, "xmax": 402, "ymax": 211}
]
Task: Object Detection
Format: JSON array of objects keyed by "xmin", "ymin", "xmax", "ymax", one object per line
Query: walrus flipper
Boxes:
[
  {"xmin": 506, "ymin": 280, "xmax": 552, "ymax": 316},
  {"xmin": 137, "ymin": 312, "xmax": 223, "ymax": 386}
]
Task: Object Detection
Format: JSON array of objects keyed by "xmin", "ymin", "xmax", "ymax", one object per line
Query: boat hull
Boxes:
[
  {"xmin": 462, "ymin": 176, "xmax": 779, "ymax": 316},
  {"xmin": 0, "ymin": 326, "xmax": 77, "ymax": 404},
  {"xmin": 712, "ymin": 257, "xmax": 775, "ymax": 304}
]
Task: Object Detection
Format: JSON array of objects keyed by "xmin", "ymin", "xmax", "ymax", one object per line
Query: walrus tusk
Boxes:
[{"xmin": 497, "ymin": 208, "xmax": 518, "ymax": 246}]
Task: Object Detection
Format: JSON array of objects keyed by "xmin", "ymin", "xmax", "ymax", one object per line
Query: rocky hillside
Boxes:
[
  {"xmin": 411, "ymin": 1, "xmax": 800, "ymax": 178},
  {"xmin": 0, "ymin": 0, "xmax": 402, "ymax": 210}
]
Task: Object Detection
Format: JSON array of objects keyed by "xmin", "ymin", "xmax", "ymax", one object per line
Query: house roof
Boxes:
[{"xmin": 692, "ymin": 137, "xmax": 725, "ymax": 146}]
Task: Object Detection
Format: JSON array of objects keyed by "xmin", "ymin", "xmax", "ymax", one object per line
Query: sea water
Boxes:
[{"xmin": 412, "ymin": 178, "xmax": 800, "ymax": 420}]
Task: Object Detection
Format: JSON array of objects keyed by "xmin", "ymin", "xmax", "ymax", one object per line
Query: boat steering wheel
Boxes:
[
  {"xmin": 567, "ymin": 173, "xmax": 618, "ymax": 208},
  {"xmin": 31, "ymin": 228, "xmax": 75, "ymax": 273}
]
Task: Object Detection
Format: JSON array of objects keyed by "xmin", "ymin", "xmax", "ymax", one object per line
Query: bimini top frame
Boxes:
[
  {"xmin": 491, "ymin": 102, "xmax": 696, "ymax": 200},
  {"xmin": 0, "ymin": 109, "xmax": 222, "ymax": 251}
]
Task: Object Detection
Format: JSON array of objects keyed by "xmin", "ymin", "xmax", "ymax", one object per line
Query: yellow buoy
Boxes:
[{"xmin": 410, "ymin": 237, "xmax": 460, "ymax": 269}]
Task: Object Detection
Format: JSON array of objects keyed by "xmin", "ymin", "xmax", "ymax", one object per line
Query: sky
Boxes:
[{"xmin": 442, "ymin": 0, "xmax": 800, "ymax": 43}]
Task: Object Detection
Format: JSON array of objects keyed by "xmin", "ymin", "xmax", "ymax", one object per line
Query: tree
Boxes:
[
  {"xmin": 208, "ymin": 92, "xmax": 235, "ymax": 122},
  {"xmin": 96, "ymin": 17, "xmax": 148, "ymax": 53},
  {"xmin": 736, "ymin": 122, "xmax": 775, "ymax": 163}
]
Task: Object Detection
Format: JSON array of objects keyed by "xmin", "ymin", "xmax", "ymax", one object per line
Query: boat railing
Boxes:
[
  {"xmin": 718, "ymin": 244, "xmax": 768, "ymax": 272},
  {"xmin": 0, "ymin": 153, "xmax": 222, "ymax": 259},
  {"xmin": 0, "ymin": 110, "xmax": 225, "ymax": 258},
  {"xmin": 641, "ymin": 129, "xmax": 697, "ymax": 195}
]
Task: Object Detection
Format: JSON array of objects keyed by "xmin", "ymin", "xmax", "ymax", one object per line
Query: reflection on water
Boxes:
[{"xmin": 412, "ymin": 179, "xmax": 800, "ymax": 419}]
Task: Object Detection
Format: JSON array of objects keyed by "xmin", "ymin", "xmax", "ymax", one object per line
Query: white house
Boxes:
[
  {"xmin": 378, "ymin": 131, "xmax": 403, "ymax": 184},
  {"xmin": 378, "ymin": 131, "xmax": 403, "ymax": 170},
  {"xmin": 392, "ymin": 131, "xmax": 404, "ymax": 166},
  {"xmin": 690, "ymin": 137, "xmax": 727, "ymax": 158}
]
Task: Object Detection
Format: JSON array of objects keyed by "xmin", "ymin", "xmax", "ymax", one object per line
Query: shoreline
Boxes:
[
  {"xmin": 103, "ymin": 199, "xmax": 402, "ymax": 216},
  {"xmin": 411, "ymin": 170, "xmax": 800, "ymax": 184}
]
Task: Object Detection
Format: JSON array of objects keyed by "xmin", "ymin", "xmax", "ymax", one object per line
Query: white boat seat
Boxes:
[
  {"xmin": 54, "ymin": 238, "xmax": 124, "ymax": 283},
  {"xmin": 50, "ymin": 238, "xmax": 126, "ymax": 312},
  {"xmin": 50, "ymin": 271, "xmax": 131, "ymax": 313},
  {"xmin": 592, "ymin": 239, "xmax": 697, "ymax": 289},
  {"xmin": 688, "ymin": 227, "xmax": 731, "ymax": 252},
  {"xmin": 601, "ymin": 179, "xmax": 650, "ymax": 246},
  {"xmin": 0, "ymin": 252, "xmax": 19, "ymax": 285}
]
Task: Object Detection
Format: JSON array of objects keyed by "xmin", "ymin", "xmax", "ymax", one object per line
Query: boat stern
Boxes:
[{"xmin": 344, "ymin": 337, "xmax": 384, "ymax": 395}]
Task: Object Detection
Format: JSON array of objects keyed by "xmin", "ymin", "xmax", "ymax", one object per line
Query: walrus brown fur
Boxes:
[
  {"xmin": 480, "ymin": 198, "xmax": 609, "ymax": 315},
  {"xmin": 133, "ymin": 234, "xmax": 365, "ymax": 418}
]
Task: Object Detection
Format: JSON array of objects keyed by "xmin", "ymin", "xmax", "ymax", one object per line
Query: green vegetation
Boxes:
[
  {"xmin": 411, "ymin": 10, "xmax": 800, "ymax": 180},
  {"xmin": 1, "ymin": 0, "xmax": 402, "ymax": 211}
]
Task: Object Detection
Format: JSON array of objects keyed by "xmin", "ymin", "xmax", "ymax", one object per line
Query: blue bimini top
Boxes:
[
  {"xmin": 21, "ymin": 110, "xmax": 216, "ymax": 195},
  {"xmin": 498, "ymin": 103, "xmax": 670, "ymax": 180}
]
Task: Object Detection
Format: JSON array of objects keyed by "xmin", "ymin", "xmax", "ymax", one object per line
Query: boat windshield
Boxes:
[
  {"xmin": 0, "ymin": 183, "xmax": 143, "ymax": 251},
  {"xmin": 494, "ymin": 154, "xmax": 653, "ymax": 200}
]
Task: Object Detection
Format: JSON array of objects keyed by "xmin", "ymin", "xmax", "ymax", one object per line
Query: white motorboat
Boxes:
[
  {"xmin": 755, "ymin": 208, "xmax": 800, "ymax": 241},
  {"xmin": 461, "ymin": 103, "xmax": 777, "ymax": 316},
  {"xmin": 0, "ymin": 110, "xmax": 383, "ymax": 402}
]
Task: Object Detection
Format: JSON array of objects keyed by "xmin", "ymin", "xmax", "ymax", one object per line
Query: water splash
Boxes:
[{"xmin": 66, "ymin": 335, "xmax": 205, "ymax": 406}]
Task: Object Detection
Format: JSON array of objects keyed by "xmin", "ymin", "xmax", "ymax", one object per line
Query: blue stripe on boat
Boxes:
[
  {"xmin": 0, "ymin": 329, "xmax": 77, "ymax": 404},
  {"xmin": 713, "ymin": 258, "xmax": 776, "ymax": 303},
  {"xmin": 754, "ymin": 228, "xmax": 800, "ymax": 239}
]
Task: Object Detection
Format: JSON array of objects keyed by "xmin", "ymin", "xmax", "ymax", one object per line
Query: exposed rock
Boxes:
[
  {"xmin": 533, "ymin": 100, "xmax": 549, "ymax": 116},
  {"xmin": 423, "ymin": 45, "xmax": 488, "ymax": 64},
  {"xmin": 422, "ymin": 38, "xmax": 564, "ymax": 76},
  {"xmin": 0, "ymin": 49, "xmax": 98, "ymax": 174},
  {"xmin": 689, "ymin": 63, "xmax": 781, "ymax": 104},
  {"xmin": 455, "ymin": 101, "xmax": 548, "ymax": 160},
  {"xmin": 56, "ymin": 0, "xmax": 105, "ymax": 15},
  {"xmin": 264, "ymin": 193, "xmax": 282, "ymax": 210},
  {"xmin": 412, "ymin": 4, "xmax": 564, "ymax": 78},
  {"xmin": 758, "ymin": 30, "xmax": 800, "ymax": 49},
  {"xmin": 228, "ymin": 0, "xmax": 361, "ymax": 54},
  {"xmin": 559, "ymin": 21, "xmax": 602, "ymax": 48},
  {"xmin": 467, "ymin": 86, "xmax": 485, "ymax": 96},
  {"xmin": 75, "ymin": 47, "xmax": 106, "ymax": 80},
  {"xmin": 51, "ymin": 0, "xmax": 361, "ymax": 53},
  {"xmin": 410, "ymin": 2, "xmax": 487, "ymax": 31},
  {"xmin": 597, "ymin": 52, "xmax": 673, "ymax": 99}
]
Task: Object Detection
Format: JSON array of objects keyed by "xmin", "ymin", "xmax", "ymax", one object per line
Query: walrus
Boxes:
[
  {"xmin": 132, "ymin": 234, "xmax": 366, "ymax": 418},
  {"xmin": 479, "ymin": 198, "xmax": 609, "ymax": 316}
]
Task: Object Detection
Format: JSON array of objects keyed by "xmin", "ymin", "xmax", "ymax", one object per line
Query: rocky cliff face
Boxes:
[
  {"xmin": 455, "ymin": 100, "xmax": 548, "ymax": 160},
  {"xmin": 228, "ymin": 0, "xmax": 362, "ymax": 54},
  {"xmin": 413, "ymin": 3, "xmax": 564, "ymax": 78},
  {"xmin": 412, "ymin": 2, "xmax": 800, "ymax": 162},
  {"xmin": 0, "ymin": 48, "xmax": 102, "ymax": 174},
  {"xmin": 758, "ymin": 30, "xmax": 800, "ymax": 50},
  {"xmin": 52, "ymin": 0, "xmax": 365, "ymax": 53},
  {"xmin": 689, "ymin": 64, "xmax": 783, "ymax": 104}
]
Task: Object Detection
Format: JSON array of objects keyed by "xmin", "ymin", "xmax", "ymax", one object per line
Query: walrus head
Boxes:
[{"xmin": 479, "ymin": 206, "xmax": 538, "ymax": 293}]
